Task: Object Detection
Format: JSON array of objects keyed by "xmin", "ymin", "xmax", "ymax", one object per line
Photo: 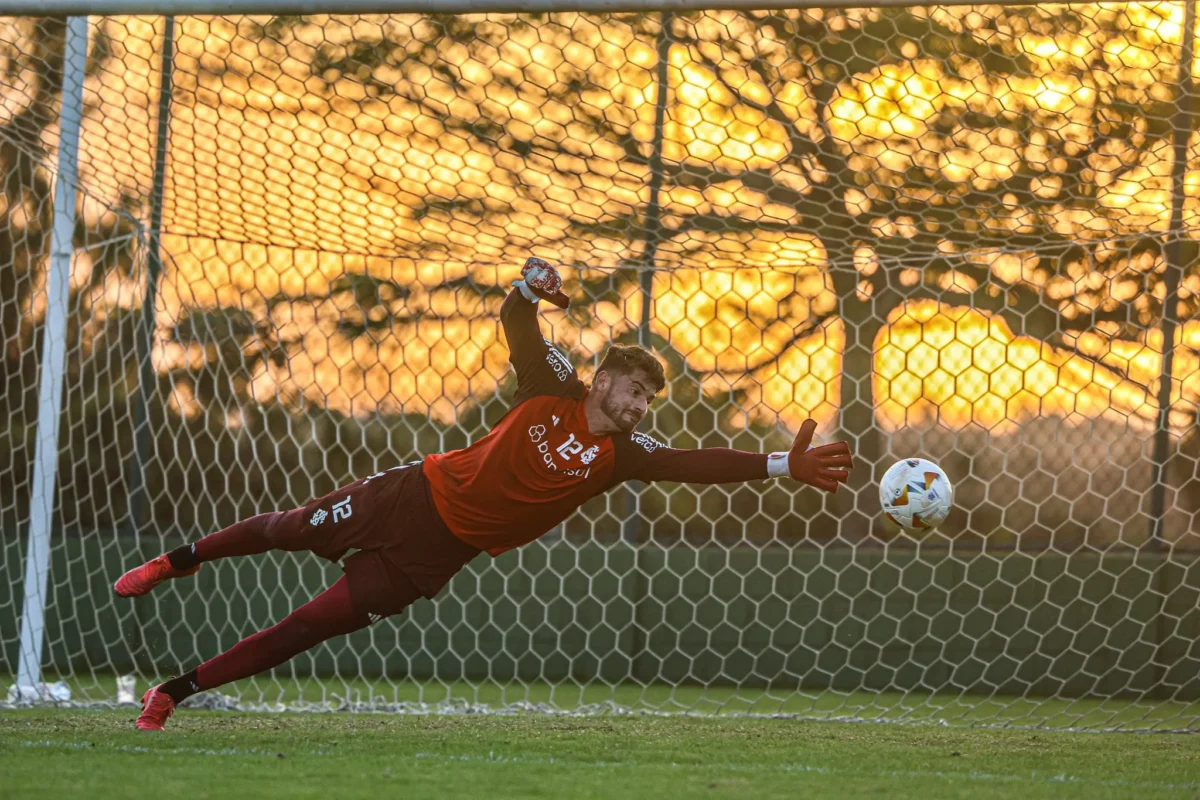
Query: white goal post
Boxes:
[
  {"xmin": 1, "ymin": 3, "xmax": 1198, "ymax": 730},
  {"xmin": 11, "ymin": 15, "xmax": 87, "ymax": 703}
]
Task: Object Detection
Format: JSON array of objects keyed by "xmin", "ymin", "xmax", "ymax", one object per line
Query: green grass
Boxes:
[
  {"xmin": 12, "ymin": 671, "xmax": 1200, "ymax": 731},
  {"xmin": 2, "ymin": 708, "xmax": 1199, "ymax": 799}
]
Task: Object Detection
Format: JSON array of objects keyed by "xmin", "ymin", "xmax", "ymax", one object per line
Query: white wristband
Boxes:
[
  {"xmin": 513, "ymin": 279, "xmax": 539, "ymax": 303},
  {"xmin": 766, "ymin": 452, "xmax": 790, "ymax": 478}
]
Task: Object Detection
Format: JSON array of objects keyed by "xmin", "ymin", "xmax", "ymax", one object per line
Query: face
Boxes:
[{"xmin": 597, "ymin": 369, "xmax": 657, "ymax": 433}]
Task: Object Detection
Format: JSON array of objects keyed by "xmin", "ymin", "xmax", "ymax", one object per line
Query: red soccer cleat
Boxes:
[
  {"xmin": 136, "ymin": 685, "xmax": 176, "ymax": 731},
  {"xmin": 114, "ymin": 554, "xmax": 200, "ymax": 598}
]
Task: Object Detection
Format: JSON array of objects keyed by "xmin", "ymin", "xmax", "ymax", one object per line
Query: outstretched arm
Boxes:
[
  {"xmin": 614, "ymin": 435, "xmax": 770, "ymax": 484},
  {"xmin": 614, "ymin": 421, "xmax": 853, "ymax": 493}
]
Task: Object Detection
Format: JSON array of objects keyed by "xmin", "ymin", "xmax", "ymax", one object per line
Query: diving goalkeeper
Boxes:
[{"xmin": 115, "ymin": 258, "xmax": 855, "ymax": 730}]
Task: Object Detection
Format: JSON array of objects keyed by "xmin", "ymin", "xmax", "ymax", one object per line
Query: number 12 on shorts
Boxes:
[{"xmin": 332, "ymin": 496, "xmax": 352, "ymax": 523}]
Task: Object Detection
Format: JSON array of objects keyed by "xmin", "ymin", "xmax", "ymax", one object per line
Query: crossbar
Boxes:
[{"xmin": 1, "ymin": 0, "xmax": 1058, "ymax": 17}]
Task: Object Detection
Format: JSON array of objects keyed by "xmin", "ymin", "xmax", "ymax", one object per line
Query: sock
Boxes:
[
  {"xmin": 166, "ymin": 544, "xmax": 199, "ymax": 571},
  {"xmin": 161, "ymin": 669, "xmax": 200, "ymax": 704},
  {"xmin": 192, "ymin": 577, "xmax": 369, "ymax": 693}
]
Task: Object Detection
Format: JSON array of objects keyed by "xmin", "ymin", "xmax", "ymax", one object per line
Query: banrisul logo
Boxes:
[{"xmin": 529, "ymin": 423, "xmax": 556, "ymax": 471}]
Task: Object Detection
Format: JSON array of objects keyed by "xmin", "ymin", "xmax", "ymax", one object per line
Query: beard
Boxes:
[{"xmin": 600, "ymin": 390, "xmax": 639, "ymax": 433}]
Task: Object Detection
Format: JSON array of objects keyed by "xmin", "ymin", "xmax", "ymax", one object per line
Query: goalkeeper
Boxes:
[{"xmin": 115, "ymin": 258, "xmax": 854, "ymax": 731}]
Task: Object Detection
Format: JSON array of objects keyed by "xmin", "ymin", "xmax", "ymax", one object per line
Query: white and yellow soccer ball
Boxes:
[{"xmin": 879, "ymin": 458, "xmax": 953, "ymax": 531}]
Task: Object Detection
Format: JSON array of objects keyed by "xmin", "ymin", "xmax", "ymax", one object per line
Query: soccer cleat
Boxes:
[
  {"xmin": 136, "ymin": 685, "xmax": 176, "ymax": 731},
  {"xmin": 114, "ymin": 554, "xmax": 200, "ymax": 598}
]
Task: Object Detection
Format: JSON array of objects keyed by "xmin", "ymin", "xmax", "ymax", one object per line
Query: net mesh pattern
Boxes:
[{"xmin": 0, "ymin": 7, "xmax": 1198, "ymax": 729}]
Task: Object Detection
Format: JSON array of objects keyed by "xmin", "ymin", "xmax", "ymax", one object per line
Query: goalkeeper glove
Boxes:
[
  {"xmin": 513, "ymin": 257, "xmax": 570, "ymax": 309},
  {"xmin": 766, "ymin": 419, "xmax": 853, "ymax": 493}
]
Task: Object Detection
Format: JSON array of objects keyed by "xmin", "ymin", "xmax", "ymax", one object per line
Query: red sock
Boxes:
[
  {"xmin": 191, "ymin": 512, "xmax": 282, "ymax": 562},
  {"xmin": 192, "ymin": 576, "xmax": 369, "ymax": 694}
]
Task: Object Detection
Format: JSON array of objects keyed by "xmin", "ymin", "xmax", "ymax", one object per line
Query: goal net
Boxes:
[{"xmin": 1, "ymin": 5, "xmax": 1198, "ymax": 730}]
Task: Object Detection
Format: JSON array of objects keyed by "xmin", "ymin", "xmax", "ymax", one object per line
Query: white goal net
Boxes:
[{"xmin": 1, "ymin": 5, "xmax": 1198, "ymax": 730}]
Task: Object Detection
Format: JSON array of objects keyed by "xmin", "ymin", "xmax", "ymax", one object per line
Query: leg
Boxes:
[
  {"xmin": 118, "ymin": 467, "xmax": 411, "ymax": 599},
  {"xmin": 116, "ymin": 482, "xmax": 373, "ymax": 598},
  {"xmin": 113, "ymin": 512, "xmax": 288, "ymax": 598},
  {"xmin": 136, "ymin": 575, "xmax": 381, "ymax": 730},
  {"xmin": 181, "ymin": 574, "xmax": 370, "ymax": 696},
  {"xmin": 169, "ymin": 511, "xmax": 289, "ymax": 568}
]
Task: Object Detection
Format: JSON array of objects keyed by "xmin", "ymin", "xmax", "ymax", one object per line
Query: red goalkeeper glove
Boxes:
[
  {"xmin": 766, "ymin": 419, "xmax": 854, "ymax": 493},
  {"xmin": 512, "ymin": 257, "xmax": 570, "ymax": 308}
]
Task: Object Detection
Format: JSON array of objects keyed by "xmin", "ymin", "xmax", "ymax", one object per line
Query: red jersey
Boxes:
[{"xmin": 423, "ymin": 288, "xmax": 770, "ymax": 556}]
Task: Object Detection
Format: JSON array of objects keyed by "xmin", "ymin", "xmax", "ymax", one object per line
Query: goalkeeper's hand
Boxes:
[
  {"xmin": 513, "ymin": 257, "xmax": 570, "ymax": 309},
  {"xmin": 767, "ymin": 419, "xmax": 853, "ymax": 493}
]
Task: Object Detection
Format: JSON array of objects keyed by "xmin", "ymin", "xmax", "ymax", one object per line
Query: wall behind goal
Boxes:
[{"xmin": 1, "ymin": 7, "xmax": 1199, "ymax": 720}]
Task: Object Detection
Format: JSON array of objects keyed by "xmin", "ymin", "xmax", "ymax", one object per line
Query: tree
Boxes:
[
  {"xmin": 57, "ymin": 10, "xmax": 1196, "ymax": 543},
  {"xmin": 611, "ymin": 6, "xmax": 1200, "ymax": 534},
  {"xmin": 0, "ymin": 18, "xmax": 147, "ymax": 535}
]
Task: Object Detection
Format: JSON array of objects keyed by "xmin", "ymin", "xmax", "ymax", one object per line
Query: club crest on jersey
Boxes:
[{"xmin": 580, "ymin": 445, "xmax": 600, "ymax": 464}]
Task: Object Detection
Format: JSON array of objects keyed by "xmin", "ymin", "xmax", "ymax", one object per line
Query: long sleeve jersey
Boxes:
[{"xmin": 422, "ymin": 288, "xmax": 772, "ymax": 556}]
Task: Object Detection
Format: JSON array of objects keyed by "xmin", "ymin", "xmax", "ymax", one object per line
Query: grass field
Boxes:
[
  {"xmin": 8, "ymin": 671, "xmax": 1200, "ymax": 730},
  {"xmin": 2, "ymin": 706, "xmax": 1199, "ymax": 799}
]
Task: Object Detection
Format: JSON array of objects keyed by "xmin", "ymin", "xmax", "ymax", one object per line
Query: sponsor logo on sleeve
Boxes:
[
  {"xmin": 631, "ymin": 432, "xmax": 665, "ymax": 453},
  {"xmin": 544, "ymin": 341, "xmax": 573, "ymax": 382}
]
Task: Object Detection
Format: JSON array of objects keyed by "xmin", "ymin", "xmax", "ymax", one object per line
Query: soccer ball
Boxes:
[{"xmin": 879, "ymin": 458, "xmax": 953, "ymax": 531}]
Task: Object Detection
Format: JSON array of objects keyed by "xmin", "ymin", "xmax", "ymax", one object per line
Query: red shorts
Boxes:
[{"xmin": 262, "ymin": 462, "xmax": 481, "ymax": 618}]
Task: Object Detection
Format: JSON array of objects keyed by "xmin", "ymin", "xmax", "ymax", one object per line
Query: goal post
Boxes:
[
  {"xmin": 0, "ymin": 5, "xmax": 1198, "ymax": 729},
  {"xmin": 12, "ymin": 15, "xmax": 88, "ymax": 702}
]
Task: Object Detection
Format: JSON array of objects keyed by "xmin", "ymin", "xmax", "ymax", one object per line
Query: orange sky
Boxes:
[{"xmin": 1, "ymin": 9, "xmax": 1197, "ymax": 433}]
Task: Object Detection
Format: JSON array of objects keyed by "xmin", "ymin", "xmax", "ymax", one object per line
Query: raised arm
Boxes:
[
  {"xmin": 500, "ymin": 261, "xmax": 583, "ymax": 403},
  {"xmin": 500, "ymin": 285, "xmax": 552, "ymax": 374},
  {"xmin": 612, "ymin": 421, "xmax": 853, "ymax": 493}
]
